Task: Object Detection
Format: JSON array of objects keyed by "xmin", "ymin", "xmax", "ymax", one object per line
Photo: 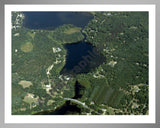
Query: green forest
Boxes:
[{"xmin": 12, "ymin": 11, "xmax": 148, "ymax": 115}]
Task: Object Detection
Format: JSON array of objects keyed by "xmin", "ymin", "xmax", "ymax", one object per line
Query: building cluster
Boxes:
[{"xmin": 12, "ymin": 12, "xmax": 24, "ymax": 30}]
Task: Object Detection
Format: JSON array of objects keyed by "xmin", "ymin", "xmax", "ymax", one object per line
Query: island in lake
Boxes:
[{"xmin": 12, "ymin": 11, "xmax": 149, "ymax": 115}]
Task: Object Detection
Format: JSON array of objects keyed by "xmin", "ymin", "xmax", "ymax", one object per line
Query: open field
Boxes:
[
  {"xmin": 20, "ymin": 42, "xmax": 33, "ymax": 52},
  {"xmin": 89, "ymin": 84, "xmax": 124, "ymax": 107},
  {"xmin": 23, "ymin": 93, "xmax": 39, "ymax": 109},
  {"xmin": 18, "ymin": 80, "xmax": 32, "ymax": 88},
  {"xmin": 64, "ymin": 27, "xmax": 81, "ymax": 34}
]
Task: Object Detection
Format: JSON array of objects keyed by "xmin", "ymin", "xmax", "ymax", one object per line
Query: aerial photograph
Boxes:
[{"xmin": 12, "ymin": 11, "xmax": 148, "ymax": 115}]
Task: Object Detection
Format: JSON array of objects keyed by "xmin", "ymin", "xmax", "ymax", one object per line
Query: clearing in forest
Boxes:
[
  {"xmin": 18, "ymin": 80, "xmax": 33, "ymax": 88},
  {"xmin": 64, "ymin": 27, "xmax": 81, "ymax": 34},
  {"xmin": 21, "ymin": 42, "xmax": 33, "ymax": 52}
]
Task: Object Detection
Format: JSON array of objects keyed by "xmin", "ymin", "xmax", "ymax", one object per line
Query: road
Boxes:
[{"xmin": 64, "ymin": 98, "xmax": 88, "ymax": 108}]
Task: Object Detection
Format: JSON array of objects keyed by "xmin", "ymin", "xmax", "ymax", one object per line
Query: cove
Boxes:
[
  {"xmin": 23, "ymin": 12, "xmax": 93, "ymax": 29},
  {"xmin": 60, "ymin": 41, "xmax": 106, "ymax": 75}
]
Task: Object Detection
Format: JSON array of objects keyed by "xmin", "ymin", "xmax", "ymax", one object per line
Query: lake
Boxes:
[
  {"xmin": 60, "ymin": 41, "xmax": 106, "ymax": 75},
  {"xmin": 23, "ymin": 12, "xmax": 106, "ymax": 115},
  {"xmin": 23, "ymin": 12, "xmax": 93, "ymax": 29}
]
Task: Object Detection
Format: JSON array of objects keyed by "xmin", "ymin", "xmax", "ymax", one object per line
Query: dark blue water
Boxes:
[
  {"xmin": 23, "ymin": 12, "xmax": 93, "ymax": 29},
  {"xmin": 60, "ymin": 41, "xmax": 106, "ymax": 75},
  {"xmin": 33, "ymin": 101, "xmax": 81, "ymax": 115}
]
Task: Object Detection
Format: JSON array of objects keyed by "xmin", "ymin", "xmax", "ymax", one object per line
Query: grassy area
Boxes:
[
  {"xmin": 106, "ymin": 90, "xmax": 124, "ymax": 107},
  {"xmin": 101, "ymin": 87, "xmax": 114, "ymax": 104},
  {"xmin": 20, "ymin": 42, "xmax": 33, "ymax": 52},
  {"xmin": 18, "ymin": 80, "xmax": 32, "ymax": 88},
  {"xmin": 23, "ymin": 93, "xmax": 39, "ymax": 109},
  {"xmin": 89, "ymin": 81, "xmax": 124, "ymax": 107},
  {"xmin": 64, "ymin": 27, "xmax": 81, "ymax": 34},
  {"xmin": 93, "ymin": 85, "xmax": 108, "ymax": 104}
]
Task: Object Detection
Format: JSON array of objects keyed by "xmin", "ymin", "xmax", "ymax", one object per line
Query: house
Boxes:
[
  {"xmin": 66, "ymin": 77, "xmax": 70, "ymax": 81},
  {"xmin": 90, "ymin": 101, "xmax": 95, "ymax": 105},
  {"xmin": 46, "ymin": 84, "xmax": 51, "ymax": 88}
]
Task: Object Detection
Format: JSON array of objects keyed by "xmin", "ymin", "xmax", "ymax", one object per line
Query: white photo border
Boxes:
[{"xmin": 5, "ymin": 4, "xmax": 156, "ymax": 123}]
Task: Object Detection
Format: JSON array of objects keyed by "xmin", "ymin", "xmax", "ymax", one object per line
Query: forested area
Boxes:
[
  {"xmin": 12, "ymin": 11, "xmax": 149, "ymax": 115},
  {"xmin": 77, "ymin": 12, "xmax": 149, "ymax": 114},
  {"xmin": 12, "ymin": 12, "xmax": 84, "ymax": 114}
]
